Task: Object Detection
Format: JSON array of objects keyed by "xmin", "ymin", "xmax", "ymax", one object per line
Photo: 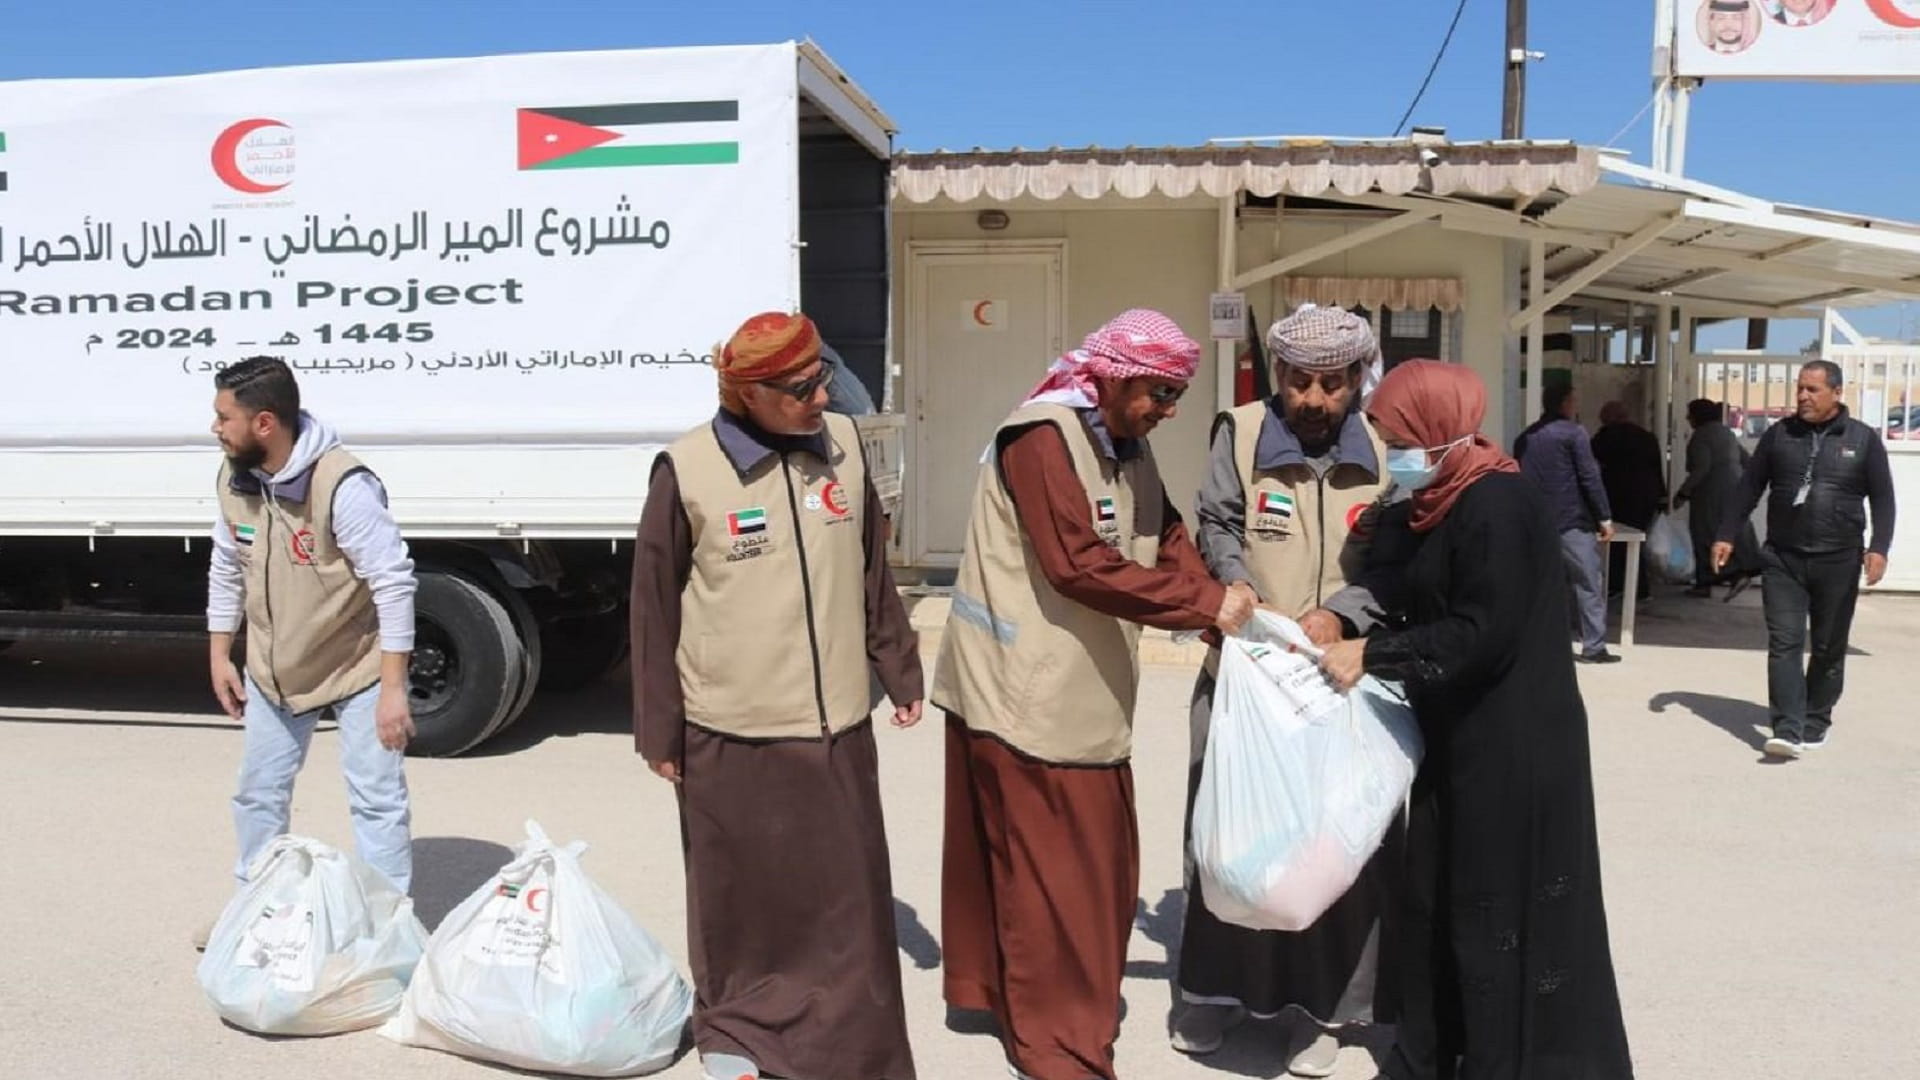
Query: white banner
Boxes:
[
  {"xmin": 1672, "ymin": 0, "xmax": 1920, "ymax": 79},
  {"xmin": 0, "ymin": 45, "xmax": 800, "ymax": 446}
]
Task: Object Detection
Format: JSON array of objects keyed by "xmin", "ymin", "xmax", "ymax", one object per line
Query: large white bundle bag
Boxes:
[
  {"xmin": 380, "ymin": 820, "xmax": 692, "ymax": 1077},
  {"xmin": 1191, "ymin": 611, "xmax": 1424, "ymax": 932},
  {"xmin": 197, "ymin": 834, "xmax": 428, "ymax": 1035}
]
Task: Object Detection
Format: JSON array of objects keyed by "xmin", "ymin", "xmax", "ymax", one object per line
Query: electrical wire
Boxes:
[
  {"xmin": 1393, "ymin": 0, "xmax": 1472, "ymax": 137},
  {"xmin": 1605, "ymin": 90, "xmax": 1661, "ymax": 150}
]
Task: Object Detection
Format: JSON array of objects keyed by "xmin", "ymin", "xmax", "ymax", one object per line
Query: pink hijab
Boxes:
[{"xmin": 1367, "ymin": 360, "xmax": 1519, "ymax": 533}]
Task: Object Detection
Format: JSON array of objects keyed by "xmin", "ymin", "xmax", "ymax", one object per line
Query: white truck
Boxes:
[{"xmin": 0, "ymin": 42, "xmax": 901, "ymax": 754}]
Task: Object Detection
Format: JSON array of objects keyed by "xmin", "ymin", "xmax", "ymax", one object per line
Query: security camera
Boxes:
[{"xmin": 1418, "ymin": 147, "xmax": 1441, "ymax": 167}]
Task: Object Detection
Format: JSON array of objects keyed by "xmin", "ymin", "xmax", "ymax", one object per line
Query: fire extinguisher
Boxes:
[{"xmin": 1234, "ymin": 348, "xmax": 1257, "ymax": 405}]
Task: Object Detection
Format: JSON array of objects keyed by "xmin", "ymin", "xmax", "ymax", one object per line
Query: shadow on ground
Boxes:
[
  {"xmin": 1647, "ymin": 691, "xmax": 1772, "ymax": 752},
  {"xmin": 411, "ymin": 836, "xmax": 516, "ymax": 931}
]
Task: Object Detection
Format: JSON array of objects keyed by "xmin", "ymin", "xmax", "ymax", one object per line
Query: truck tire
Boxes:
[
  {"xmin": 478, "ymin": 582, "xmax": 544, "ymax": 738},
  {"xmin": 407, "ymin": 571, "xmax": 528, "ymax": 757},
  {"xmin": 535, "ymin": 611, "xmax": 629, "ymax": 692}
]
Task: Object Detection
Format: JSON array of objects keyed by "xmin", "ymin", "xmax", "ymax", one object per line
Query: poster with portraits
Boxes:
[{"xmin": 1674, "ymin": 0, "xmax": 1920, "ymax": 78}]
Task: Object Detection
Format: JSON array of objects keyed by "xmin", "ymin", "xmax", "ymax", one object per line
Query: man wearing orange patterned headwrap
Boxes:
[{"xmin": 631, "ymin": 311, "xmax": 923, "ymax": 1080}]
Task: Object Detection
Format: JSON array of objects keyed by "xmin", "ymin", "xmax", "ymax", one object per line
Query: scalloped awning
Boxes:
[{"xmin": 893, "ymin": 143, "xmax": 1601, "ymax": 204}]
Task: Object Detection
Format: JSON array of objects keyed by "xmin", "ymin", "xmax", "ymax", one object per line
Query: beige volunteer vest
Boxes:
[
  {"xmin": 668, "ymin": 411, "xmax": 869, "ymax": 741},
  {"xmin": 217, "ymin": 448, "xmax": 384, "ymax": 714},
  {"xmin": 1226, "ymin": 402, "xmax": 1389, "ymax": 619},
  {"xmin": 934, "ymin": 403, "xmax": 1164, "ymax": 766}
]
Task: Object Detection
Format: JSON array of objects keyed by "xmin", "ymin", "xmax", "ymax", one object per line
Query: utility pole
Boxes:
[{"xmin": 1503, "ymin": 0, "xmax": 1527, "ymax": 139}]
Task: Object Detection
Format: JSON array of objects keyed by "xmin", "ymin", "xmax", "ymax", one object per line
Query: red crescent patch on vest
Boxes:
[
  {"xmin": 823, "ymin": 480, "xmax": 851, "ymax": 517},
  {"xmin": 1346, "ymin": 502, "xmax": 1374, "ymax": 537},
  {"xmin": 289, "ymin": 528, "xmax": 318, "ymax": 565}
]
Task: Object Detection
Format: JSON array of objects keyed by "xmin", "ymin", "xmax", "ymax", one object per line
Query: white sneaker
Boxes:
[
  {"xmin": 1288, "ymin": 1027, "xmax": 1342, "ymax": 1077},
  {"xmin": 1170, "ymin": 1003, "xmax": 1247, "ymax": 1055},
  {"xmin": 1763, "ymin": 736, "xmax": 1802, "ymax": 760},
  {"xmin": 1800, "ymin": 731, "xmax": 1830, "ymax": 750}
]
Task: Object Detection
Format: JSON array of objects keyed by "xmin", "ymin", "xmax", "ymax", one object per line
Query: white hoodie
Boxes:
[{"xmin": 207, "ymin": 412, "xmax": 417, "ymax": 653}]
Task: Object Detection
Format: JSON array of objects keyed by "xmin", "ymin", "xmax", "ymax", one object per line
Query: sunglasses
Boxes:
[
  {"xmin": 1145, "ymin": 382, "xmax": 1186, "ymax": 406},
  {"xmin": 763, "ymin": 364, "xmax": 835, "ymax": 401}
]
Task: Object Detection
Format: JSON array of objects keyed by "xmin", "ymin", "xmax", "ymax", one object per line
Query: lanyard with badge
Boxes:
[{"xmin": 1793, "ymin": 430, "xmax": 1824, "ymax": 508}]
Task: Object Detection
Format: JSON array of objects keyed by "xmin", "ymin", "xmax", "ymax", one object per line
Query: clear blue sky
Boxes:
[{"xmin": 8, "ymin": 0, "xmax": 1919, "ymax": 342}]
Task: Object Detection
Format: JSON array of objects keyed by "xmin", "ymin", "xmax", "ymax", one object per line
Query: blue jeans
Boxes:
[
  {"xmin": 1559, "ymin": 528, "xmax": 1609, "ymax": 657},
  {"xmin": 231, "ymin": 676, "xmax": 413, "ymax": 893}
]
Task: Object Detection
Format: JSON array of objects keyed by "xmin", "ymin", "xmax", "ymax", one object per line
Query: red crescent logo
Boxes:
[
  {"xmin": 822, "ymin": 481, "xmax": 851, "ymax": 517},
  {"xmin": 972, "ymin": 301, "xmax": 994, "ymax": 327},
  {"xmin": 288, "ymin": 528, "xmax": 317, "ymax": 565},
  {"xmin": 1868, "ymin": 0, "xmax": 1920, "ymax": 27},
  {"xmin": 211, "ymin": 118, "xmax": 292, "ymax": 194},
  {"xmin": 524, "ymin": 887, "xmax": 548, "ymax": 914},
  {"xmin": 1346, "ymin": 503, "xmax": 1373, "ymax": 537}
]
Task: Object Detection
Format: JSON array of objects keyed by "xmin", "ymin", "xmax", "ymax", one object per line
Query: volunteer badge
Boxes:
[
  {"xmin": 726, "ymin": 507, "xmax": 767, "ymax": 536},
  {"xmin": 1258, "ymin": 491, "xmax": 1295, "ymax": 520}
]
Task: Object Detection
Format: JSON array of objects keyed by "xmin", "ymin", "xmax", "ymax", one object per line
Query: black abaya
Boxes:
[{"xmin": 1361, "ymin": 473, "xmax": 1634, "ymax": 1080}]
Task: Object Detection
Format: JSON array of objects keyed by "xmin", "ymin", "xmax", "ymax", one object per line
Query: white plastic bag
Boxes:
[
  {"xmin": 1191, "ymin": 611, "xmax": 1424, "ymax": 932},
  {"xmin": 1648, "ymin": 510, "xmax": 1695, "ymax": 585},
  {"xmin": 197, "ymin": 834, "xmax": 428, "ymax": 1036},
  {"xmin": 381, "ymin": 820, "xmax": 692, "ymax": 1077}
]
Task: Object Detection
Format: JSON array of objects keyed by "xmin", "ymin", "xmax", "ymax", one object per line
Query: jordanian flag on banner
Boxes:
[{"xmin": 517, "ymin": 101, "xmax": 741, "ymax": 170}]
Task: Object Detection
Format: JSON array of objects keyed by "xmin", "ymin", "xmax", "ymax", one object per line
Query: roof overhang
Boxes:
[
  {"xmin": 892, "ymin": 141, "xmax": 1920, "ymax": 322},
  {"xmin": 893, "ymin": 142, "xmax": 1600, "ymax": 204}
]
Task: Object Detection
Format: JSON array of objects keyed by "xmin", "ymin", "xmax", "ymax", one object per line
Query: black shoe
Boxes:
[{"xmin": 1576, "ymin": 651, "xmax": 1622, "ymax": 665}]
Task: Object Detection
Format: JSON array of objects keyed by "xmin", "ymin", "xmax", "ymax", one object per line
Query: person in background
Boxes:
[
  {"xmin": 819, "ymin": 340, "xmax": 879, "ymax": 416},
  {"xmin": 1713, "ymin": 361, "xmax": 1896, "ymax": 760},
  {"xmin": 201, "ymin": 356, "xmax": 417, "ymax": 947},
  {"xmin": 1319, "ymin": 360, "xmax": 1635, "ymax": 1080},
  {"xmin": 1590, "ymin": 401, "xmax": 1665, "ymax": 601},
  {"xmin": 1515, "ymin": 386, "xmax": 1620, "ymax": 664},
  {"xmin": 1173, "ymin": 305, "xmax": 1399, "ymax": 1076},
  {"xmin": 1675, "ymin": 399, "xmax": 1760, "ymax": 600},
  {"xmin": 935, "ymin": 309, "xmax": 1252, "ymax": 1080},
  {"xmin": 631, "ymin": 311, "xmax": 922, "ymax": 1080}
]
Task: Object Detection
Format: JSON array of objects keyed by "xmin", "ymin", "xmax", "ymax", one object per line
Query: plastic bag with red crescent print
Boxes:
[
  {"xmin": 381, "ymin": 820, "xmax": 692, "ymax": 1077},
  {"xmin": 197, "ymin": 834, "xmax": 429, "ymax": 1035}
]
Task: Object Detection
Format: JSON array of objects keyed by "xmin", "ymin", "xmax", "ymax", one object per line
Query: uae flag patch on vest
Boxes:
[
  {"xmin": 232, "ymin": 523, "xmax": 256, "ymax": 546},
  {"xmin": 1258, "ymin": 491, "xmax": 1295, "ymax": 519},
  {"xmin": 1095, "ymin": 496, "xmax": 1117, "ymax": 523},
  {"xmin": 727, "ymin": 507, "xmax": 767, "ymax": 536}
]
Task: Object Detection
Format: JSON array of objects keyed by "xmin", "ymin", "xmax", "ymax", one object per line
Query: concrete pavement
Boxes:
[{"xmin": 1, "ymin": 588, "xmax": 1915, "ymax": 1079}]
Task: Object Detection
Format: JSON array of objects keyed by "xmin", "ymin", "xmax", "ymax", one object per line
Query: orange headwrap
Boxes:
[{"xmin": 716, "ymin": 311, "xmax": 822, "ymax": 413}]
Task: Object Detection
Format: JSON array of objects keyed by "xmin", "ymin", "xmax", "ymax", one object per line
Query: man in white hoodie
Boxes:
[{"xmin": 201, "ymin": 356, "xmax": 418, "ymax": 941}]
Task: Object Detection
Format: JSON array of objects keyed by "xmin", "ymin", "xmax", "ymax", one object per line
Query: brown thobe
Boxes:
[
  {"xmin": 943, "ymin": 420, "xmax": 1221, "ymax": 1080},
  {"xmin": 632, "ymin": 413, "xmax": 923, "ymax": 1080}
]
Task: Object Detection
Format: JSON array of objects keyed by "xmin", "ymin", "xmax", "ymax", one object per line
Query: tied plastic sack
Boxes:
[
  {"xmin": 1191, "ymin": 611, "xmax": 1423, "ymax": 932},
  {"xmin": 197, "ymin": 834, "xmax": 429, "ymax": 1035},
  {"xmin": 1648, "ymin": 510, "xmax": 1695, "ymax": 585},
  {"xmin": 381, "ymin": 820, "xmax": 692, "ymax": 1077}
]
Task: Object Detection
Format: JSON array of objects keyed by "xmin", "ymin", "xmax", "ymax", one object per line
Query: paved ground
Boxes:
[{"xmin": 2, "ymin": 586, "xmax": 1916, "ymax": 1079}]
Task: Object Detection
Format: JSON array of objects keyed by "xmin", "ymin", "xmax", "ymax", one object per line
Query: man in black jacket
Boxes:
[
  {"xmin": 1590, "ymin": 401, "xmax": 1665, "ymax": 600},
  {"xmin": 1714, "ymin": 361, "xmax": 1896, "ymax": 759}
]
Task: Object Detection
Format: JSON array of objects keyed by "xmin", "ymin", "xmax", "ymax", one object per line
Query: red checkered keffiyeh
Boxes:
[{"xmin": 1021, "ymin": 309, "xmax": 1201, "ymax": 409}]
